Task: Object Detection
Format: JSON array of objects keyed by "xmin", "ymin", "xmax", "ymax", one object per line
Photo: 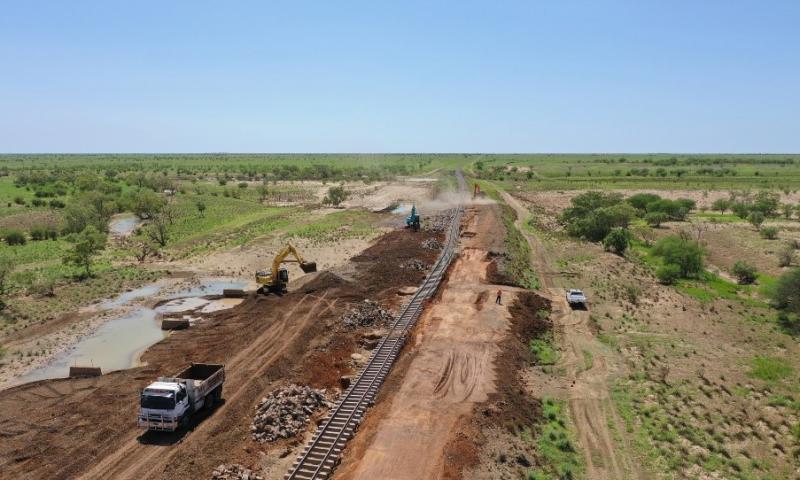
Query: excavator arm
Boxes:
[
  {"xmin": 256, "ymin": 243, "xmax": 317, "ymax": 292},
  {"xmin": 270, "ymin": 243, "xmax": 316, "ymax": 279}
]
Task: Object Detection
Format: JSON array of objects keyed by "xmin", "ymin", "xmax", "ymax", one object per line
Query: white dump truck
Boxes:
[{"xmin": 138, "ymin": 363, "xmax": 225, "ymax": 432}]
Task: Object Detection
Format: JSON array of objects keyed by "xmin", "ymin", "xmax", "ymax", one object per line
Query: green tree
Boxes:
[
  {"xmin": 603, "ymin": 228, "xmax": 632, "ymax": 255},
  {"xmin": 63, "ymin": 226, "xmax": 107, "ymax": 277},
  {"xmin": 63, "ymin": 192, "xmax": 117, "ymax": 234},
  {"xmin": 645, "ymin": 212, "xmax": 668, "ymax": 227},
  {"xmin": 752, "ymin": 191, "xmax": 780, "ymax": 217},
  {"xmin": 732, "ymin": 261, "xmax": 758, "ymax": 285},
  {"xmin": 562, "ymin": 192, "xmax": 635, "ymax": 242},
  {"xmin": 712, "ymin": 198, "xmax": 731, "ymax": 215},
  {"xmin": 123, "ymin": 189, "xmax": 166, "ymax": 219},
  {"xmin": 652, "ymin": 236, "xmax": 704, "ymax": 278},
  {"xmin": 626, "ymin": 193, "xmax": 661, "ymax": 213},
  {"xmin": 771, "ymin": 269, "xmax": 800, "ymax": 314}
]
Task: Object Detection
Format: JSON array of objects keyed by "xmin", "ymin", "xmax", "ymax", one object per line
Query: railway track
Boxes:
[{"xmin": 285, "ymin": 171, "xmax": 466, "ymax": 480}]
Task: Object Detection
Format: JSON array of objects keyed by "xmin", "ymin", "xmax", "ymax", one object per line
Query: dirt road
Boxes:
[
  {"xmin": 501, "ymin": 190, "xmax": 643, "ymax": 480},
  {"xmin": 335, "ymin": 204, "xmax": 524, "ymax": 479}
]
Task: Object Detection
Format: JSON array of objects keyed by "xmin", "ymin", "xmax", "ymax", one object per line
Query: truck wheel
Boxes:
[{"xmin": 179, "ymin": 414, "xmax": 189, "ymax": 429}]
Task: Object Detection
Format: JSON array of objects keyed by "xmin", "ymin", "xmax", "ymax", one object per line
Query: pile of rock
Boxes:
[
  {"xmin": 342, "ymin": 299, "xmax": 395, "ymax": 328},
  {"xmin": 251, "ymin": 385, "xmax": 333, "ymax": 443},
  {"xmin": 401, "ymin": 259, "xmax": 428, "ymax": 271},
  {"xmin": 424, "ymin": 209, "xmax": 455, "ymax": 233},
  {"xmin": 421, "ymin": 238, "xmax": 442, "ymax": 250},
  {"xmin": 211, "ymin": 464, "xmax": 264, "ymax": 480}
]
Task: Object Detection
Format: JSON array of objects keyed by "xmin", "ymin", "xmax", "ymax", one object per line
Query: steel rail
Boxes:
[{"xmin": 285, "ymin": 171, "xmax": 466, "ymax": 480}]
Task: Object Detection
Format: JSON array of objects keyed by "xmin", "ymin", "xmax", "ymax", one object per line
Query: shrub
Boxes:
[
  {"xmin": 778, "ymin": 246, "xmax": 795, "ymax": 267},
  {"xmin": 652, "ymin": 236, "xmax": 704, "ymax": 277},
  {"xmin": 656, "ymin": 264, "xmax": 682, "ymax": 285},
  {"xmin": 238, "ymin": 182, "xmax": 248, "ymax": 189},
  {"xmin": 4, "ymin": 229, "xmax": 26, "ymax": 245},
  {"xmin": 27, "ymin": 275, "xmax": 55, "ymax": 297},
  {"xmin": 732, "ymin": 261, "xmax": 758, "ymax": 285},
  {"xmin": 30, "ymin": 226, "xmax": 47, "ymax": 241},
  {"xmin": 31, "ymin": 198, "xmax": 46, "ymax": 207},
  {"xmin": 323, "ymin": 186, "xmax": 349, "ymax": 207},
  {"xmin": 760, "ymin": 226, "xmax": 779, "ymax": 240},
  {"xmin": 603, "ymin": 227, "xmax": 631, "ymax": 255},
  {"xmin": 645, "ymin": 212, "xmax": 668, "ymax": 227},
  {"xmin": 13, "ymin": 196, "xmax": 25, "ymax": 206},
  {"xmin": 771, "ymin": 269, "xmax": 800, "ymax": 314},
  {"xmin": 648, "ymin": 199, "xmax": 691, "ymax": 221},
  {"xmin": 48, "ymin": 199, "xmax": 66, "ymax": 209},
  {"xmin": 748, "ymin": 211, "xmax": 765, "ymax": 228},
  {"xmin": 732, "ymin": 201, "xmax": 750, "ymax": 219}
]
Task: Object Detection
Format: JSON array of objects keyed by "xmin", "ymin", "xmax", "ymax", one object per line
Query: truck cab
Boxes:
[
  {"xmin": 138, "ymin": 381, "xmax": 190, "ymax": 431},
  {"xmin": 137, "ymin": 363, "xmax": 225, "ymax": 432}
]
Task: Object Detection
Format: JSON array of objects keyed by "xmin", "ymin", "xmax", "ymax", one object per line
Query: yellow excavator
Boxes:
[{"xmin": 256, "ymin": 243, "xmax": 317, "ymax": 294}]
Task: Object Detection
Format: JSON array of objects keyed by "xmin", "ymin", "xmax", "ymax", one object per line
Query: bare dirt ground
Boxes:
[
  {"xmin": 335, "ymin": 204, "xmax": 524, "ymax": 479},
  {"xmin": 0, "ymin": 226, "xmax": 444, "ymax": 479}
]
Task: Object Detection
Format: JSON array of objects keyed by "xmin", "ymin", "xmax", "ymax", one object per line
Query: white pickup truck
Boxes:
[
  {"xmin": 138, "ymin": 363, "xmax": 225, "ymax": 432},
  {"xmin": 566, "ymin": 289, "xmax": 588, "ymax": 308}
]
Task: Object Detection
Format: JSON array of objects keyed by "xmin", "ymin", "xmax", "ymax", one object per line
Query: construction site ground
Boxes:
[{"xmin": 0, "ymin": 227, "xmax": 444, "ymax": 479}]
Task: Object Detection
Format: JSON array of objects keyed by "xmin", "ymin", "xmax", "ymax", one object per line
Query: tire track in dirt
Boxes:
[
  {"xmin": 500, "ymin": 190, "xmax": 644, "ymax": 480},
  {"xmin": 79, "ymin": 293, "xmax": 333, "ymax": 480}
]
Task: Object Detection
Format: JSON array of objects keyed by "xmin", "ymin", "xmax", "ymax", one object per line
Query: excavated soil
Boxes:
[
  {"xmin": 0, "ymin": 228, "xmax": 442, "ymax": 480},
  {"xmin": 444, "ymin": 291, "xmax": 552, "ymax": 479}
]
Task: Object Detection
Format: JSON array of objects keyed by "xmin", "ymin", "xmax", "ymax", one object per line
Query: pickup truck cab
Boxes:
[
  {"xmin": 566, "ymin": 289, "xmax": 588, "ymax": 308},
  {"xmin": 138, "ymin": 363, "xmax": 224, "ymax": 432}
]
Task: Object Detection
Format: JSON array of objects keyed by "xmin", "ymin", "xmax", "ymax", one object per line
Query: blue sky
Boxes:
[{"xmin": 1, "ymin": 1, "xmax": 798, "ymax": 153}]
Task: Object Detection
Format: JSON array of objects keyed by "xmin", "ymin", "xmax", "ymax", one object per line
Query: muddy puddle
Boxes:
[
  {"xmin": 10, "ymin": 279, "xmax": 249, "ymax": 386},
  {"xmin": 108, "ymin": 213, "xmax": 141, "ymax": 236}
]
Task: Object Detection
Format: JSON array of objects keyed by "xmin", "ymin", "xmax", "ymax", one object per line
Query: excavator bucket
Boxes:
[{"xmin": 300, "ymin": 262, "xmax": 317, "ymax": 273}]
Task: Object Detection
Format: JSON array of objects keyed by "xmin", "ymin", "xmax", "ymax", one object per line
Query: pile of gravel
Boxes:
[
  {"xmin": 401, "ymin": 259, "xmax": 428, "ymax": 271},
  {"xmin": 211, "ymin": 464, "xmax": 264, "ymax": 480},
  {"xmin": 424, "ymin": 209, "xmax": 455, "ymax": 233},
  {"xmin": 421, "ymin": 238, "xmax": 442, "ymax": 250},
  {"xmin": 251, "ymin": 385, "xmax": 333, "ymax": 443},
  {"xmin": 342, "ymin": 299, "xmax": 395, "ymax": 328}
]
